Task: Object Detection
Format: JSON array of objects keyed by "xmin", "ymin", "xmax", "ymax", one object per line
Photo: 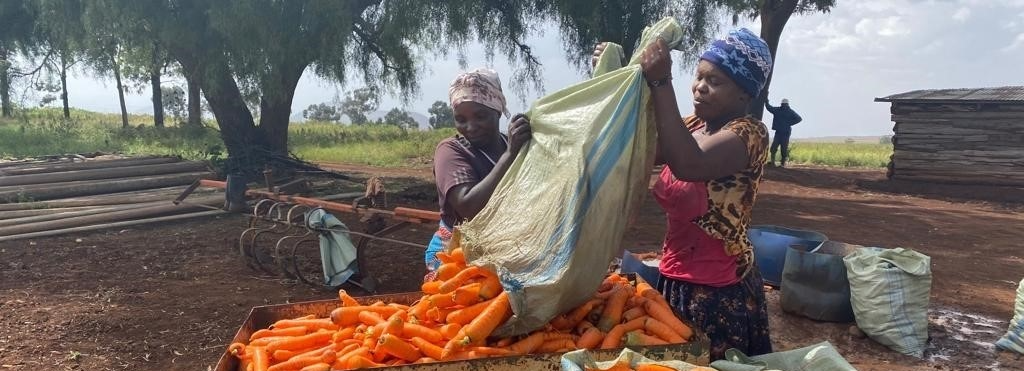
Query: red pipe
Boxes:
[{"xmin": 198, "ymin": 179, "xmax": 440, "ymax": 222}]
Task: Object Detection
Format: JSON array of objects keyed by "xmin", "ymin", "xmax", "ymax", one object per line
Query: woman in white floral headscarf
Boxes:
[{"xmin": 424, "ymin": 68, "xmax": 532, "ymax": 281}]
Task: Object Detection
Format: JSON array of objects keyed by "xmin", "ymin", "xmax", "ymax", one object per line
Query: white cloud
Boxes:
[
  {"xmin": 1002, "ymin": 33, "xmax": 1024, "ymax": 51},
  {"xmin": 953, "ymin": 7, "xmax": 971, "ymax": 22}
]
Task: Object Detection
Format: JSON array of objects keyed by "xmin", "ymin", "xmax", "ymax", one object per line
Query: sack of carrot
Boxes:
[{"xmin": 226, "ymin": 247, "xmax": 694, "ymax": 371}]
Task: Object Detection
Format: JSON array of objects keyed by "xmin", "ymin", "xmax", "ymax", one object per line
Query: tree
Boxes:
[
  {"xmin": 29, "ymin": 0, "xmax": 86, "ymax": 120},
  {"xmin": 727, "ymin": 0, "xmax": 837, "ymax": 119},
  {"xmin": 0, "ymin": 1, "xmax": 38, "ymax": 118},
  {"xmin": 340, "ymin": 87, "xmax": 379, "ymax": 126},
  {"xmin": 381, "ymin": 107, "xmax": 418, "ymax": 129},
  {"xmin": 540, "ymin": 0, "xmax": 835, "ymax": 119},
  {"xmin": 105, "ymin": 0, "xmax": 545, "ymax": 173},
  {"xmin": 427, "ymin": 100, "xmax": 454, "ymax": 129},
  {"xmin": 303, "ymin": 102, "xmax": 341, "ymax": 123},
  {"xmin": 161, "ymin": 85, "xmax": 187, "ymax": 123}
]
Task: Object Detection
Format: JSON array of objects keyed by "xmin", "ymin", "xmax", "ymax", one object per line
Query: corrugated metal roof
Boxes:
[{"xmin": 875, "ymin": 86, "xmax": 1024, "ymax": 103}]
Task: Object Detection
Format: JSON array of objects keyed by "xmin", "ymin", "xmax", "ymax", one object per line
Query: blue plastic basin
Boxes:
[{"xmin": 749, "ymin": 225, "xmax": 827, "ymax": 286}]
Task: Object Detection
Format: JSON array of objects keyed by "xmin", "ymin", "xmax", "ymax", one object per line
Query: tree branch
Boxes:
[
  {"xmin": 352, "ymin": 20, "xmax": 401, "ymax": 74},
  {"xmin": 12, "ymin": 50, "xmax": 54, "ymax": 78}
]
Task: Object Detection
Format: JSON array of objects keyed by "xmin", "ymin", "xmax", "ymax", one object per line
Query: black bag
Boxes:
[{"xmin": 780, "ymin": 241, "xmax": 859, "ymax": 322}]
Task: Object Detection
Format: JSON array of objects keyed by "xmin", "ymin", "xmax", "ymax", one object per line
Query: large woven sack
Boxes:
[
  {"xmin": 459, "ymin": 17, "xmax": 684, "ymax": 336},
  {"xmin": 709, "ymin": 342, "xmax": 856, "ymax": 371},
  {"xmin": 844, "ymin": 247, "xmax": 932, "ymax": 357},
  {"xmin": 995, "ymin": 278, "xmax": 1024, "ymax": 354}
]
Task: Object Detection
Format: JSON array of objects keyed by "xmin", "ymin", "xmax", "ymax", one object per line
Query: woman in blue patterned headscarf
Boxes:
[{"xmin": 594, "ymin": 28, "xmax": 774, "ymax": 359}]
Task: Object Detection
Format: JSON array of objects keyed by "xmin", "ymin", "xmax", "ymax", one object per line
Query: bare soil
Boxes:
[{"xmin": 1, "ymin": 164, "xmax": 1022, "ymax": 370}]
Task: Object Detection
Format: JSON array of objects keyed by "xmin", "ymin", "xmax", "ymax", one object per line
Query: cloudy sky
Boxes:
[{"xmin": 60, "ymin": 0, "xmax": 1024, "ymax": 138}]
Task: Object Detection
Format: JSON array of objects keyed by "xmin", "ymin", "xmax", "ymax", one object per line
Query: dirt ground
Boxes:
[{"xmin": 1, "ymin": 164, "xmax": 1022, "ymax": 371}]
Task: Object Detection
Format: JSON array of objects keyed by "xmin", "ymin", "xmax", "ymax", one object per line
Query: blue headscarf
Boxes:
[{"xmin": 699, "ymin": 28, "xmax": 773, "ymax": 97}]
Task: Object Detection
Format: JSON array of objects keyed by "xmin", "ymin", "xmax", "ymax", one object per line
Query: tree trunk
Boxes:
[
  {"xmin": 257, "ymin": 62, "xmax": 306, "ymax": 155},
  {"xmin": 751, "ymin": 0, "xmax": 799, "ymax": 120},
  {"xmin": 184, "ymin": 66, "xmax": 202, "ymax": 128},
  {"xmin": 60, "ymin": 52, "xmax": 70, "ymax": 119},
  {"xmin": 151, "ymin": 44, "xmax": 165, "ymax": 128},
  {"xmin": 0, "ymin": 46, "xmax": 11, "ymax": 118},
  {"xmin": 112, "ymin": 56, "xmax": 129, "ymax": 129},
  {"xmin": 199, "ymin": 59, "xmax": 266, "ymax": 159}
]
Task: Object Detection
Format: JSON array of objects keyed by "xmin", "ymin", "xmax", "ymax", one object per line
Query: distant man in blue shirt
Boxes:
[{"xmin": 764, "ymin": 98, "xmax": 802, "ymax": 167}]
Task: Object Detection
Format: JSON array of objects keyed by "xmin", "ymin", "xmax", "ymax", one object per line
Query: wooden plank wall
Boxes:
[{"xmin": 890, "ymin": 102, "xmax": 1024, "ymax": 186}]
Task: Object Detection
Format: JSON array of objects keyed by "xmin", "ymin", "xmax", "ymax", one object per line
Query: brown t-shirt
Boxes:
[{"xmin": 432, "ymin": 135, "xmax": 504, "ymax": 227}]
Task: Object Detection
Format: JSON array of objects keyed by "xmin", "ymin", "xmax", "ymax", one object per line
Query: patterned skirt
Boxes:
[
  {"xmin": 657, "ymin": 269, "xmax": 773, "ymax": 361},
  {"xmin": 423, "ymin": 223, "xmax": 452, "ymax": 282}
]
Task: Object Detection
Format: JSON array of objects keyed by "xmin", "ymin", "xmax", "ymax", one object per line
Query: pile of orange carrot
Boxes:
[{"xmin": 227, "ymin": 247, "xmax": 693, "ymax": 371}]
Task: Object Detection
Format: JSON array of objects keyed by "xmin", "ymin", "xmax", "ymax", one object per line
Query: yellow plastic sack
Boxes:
[{"xmin": 459, "ymin": 17, "xmax": 685, "ymax": 336}]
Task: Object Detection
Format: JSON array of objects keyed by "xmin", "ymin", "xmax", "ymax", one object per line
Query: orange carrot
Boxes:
[
  {"xmin": 439, "ymin": 266, "xmax": 484, "ymax": 294},
  {"xmin": 383, "ymin": 311, "xmax": 406, "ymax": 337},
  {"xmin": 414, "ymin": 356, "xmax": 438, "ymax": 364},
  {"xmin": 598, "ymin": 286, "xmax": 631, "ymax": 332},
  {"xmin": 250, "ymin": 326, "xmax": 308, "ymax": 341},
  {"xmin": 457, "ymin": 291, "xmax": 510, "ymax": 345},
  {"xmin": 421, "ymin": 280, "xmax": 443, "ymax": 294},
  {"xmin": 227, "ymin": 342, "xmax": 246, "ymax": 357},
  {"xmin": 358, "ymin": 311, "xmax": 386, "ymax": 326},
  {"xmin": 409, "ymin": 336, "xmax": 445, "ymax": 360},
  {"xmin": 557, "ymin": 299, "xmax": 602, "ymax": 330},
  {"xmin": 271, "ymin": 349, "xmax": 298, "ymax": 361},
  {"xmin": 452, "ymin": 283, "xmax": 483, "ymax": 306},
  {"xmin": 427, "ymin": 306, "xmax": 457, "ymax": 323},
  {"xmin": 299, "ymin": 363, "xmax": 331, "ymax": 371},
  {"xmin": 377, "ymin": 334, "xmax": 423, "ymax": 362},
  {"xmin": 477, "ymin": 272, "xmax": 502, "ymax": 300},
  {"xmin": 576, "ymin": 327, "xmax": 604, "ymax": 349},
  {"xmin": 467, "ymin": 346, "xmax": 513, "ymax": 356},
  {"xmin": 403, "ymin": 323, "xmax": 444, "ymax": 343},
  {"xmin": 439, "ymin": 323, "xmax": 462, "ymax": 340},
  {"xmin": 600, "ymin": 317, "xmax": 647, "ymax": 349},
  {"xmin": 346, "ymin": 355, "xmax": 383, "ymax": 369},
  {"xmin": 622, "ymin": 306, "xmax": 647, "ymax": 322},
  {"xmin": 627, "ymin": 295, "xmax": 649, "ymax": 309},
  {"xmin": 266, "ymin": 331, "xmax": 332, "ymax": 353},
  {"xmin": 331, "ymin": 306, "xmax": 401, "ymax": 326},
  {"xmin": 507, "ymin": 331, "xmax": 546, "ymax": 355},
  {"xmin": 435, "ymin": 251, "xmax": 455, "ymax": 264},
  {"xmin": 642, "ymin": 300, "xmax": 692, "ymax": 340},
  {"xmin": 426, "ymin": 292, "xmax": 457, "ymax": 309},
  {"xmin": 536, "ymin": 339, "xmax": 576, "ymax": 353},
  {"xmin": 494, "ymin": 337, "xmax": 514, "ymax": 347},
  {"xmin": 268, "ymin": 349, "xmax": 335, "ymax": 371},
  {"xmin": 272, "ymin": 318, "xmax": 338, "ymax": 331},
  {"xmin": 332, "ymin": 327, "xmax": 356, "ymax": 343},
  {"xmin": 250, "ymin": 346, "xmax": 270, "ymax": 371},
  {"xmin": 334, "ymin": 346, "xmax": 369, "ymax": 368},
  {"xmin": 442, "ymin": 292, "xmax": 510, "ymax": 358},
  {"xmin": 624, "ymin": 331, "xmax": 669, "ymax": 346},
  {"xmin": 644, "ymin": 317, "xmax": 685, "ymax": 343},
  {"xmin": 446, "ymin": 298, "xmax": 493, "ymax": 325},
  {"xmin": 436, "ymin": 262, "xmax": 464, "ymax": 281},
  {"xmin": 450, "ymin": 247, "xmax": 465, "ymax": 263},
  {"xmin": 248, "ymin": 336, "xmax": 290, "ymax": 347},
  {"xmin": 338, "ymin": 289, "xmax": 360, "ymax": 307}
]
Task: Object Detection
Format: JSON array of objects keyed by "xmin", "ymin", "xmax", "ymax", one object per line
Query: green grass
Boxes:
[
  {"xmin": 1, "ymin": 108, "xmax": 892, "ymax": 168},
  {"xmin": 290, "ymin": 123, "xmax": 453, "ymax": 167},
  {"xmin": 786, "ymin": 142, "xmax": 892, "ymax": 168}
]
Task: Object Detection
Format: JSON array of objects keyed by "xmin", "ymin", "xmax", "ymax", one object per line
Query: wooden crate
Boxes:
[{"xmin": 214, "ymin": 290, "xmax": 709, "ymax": 370}]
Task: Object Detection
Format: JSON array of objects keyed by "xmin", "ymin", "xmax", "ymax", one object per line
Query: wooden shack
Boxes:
[{"xmin": 875, "ymin": 86, "xmax": 1024, "ymax": 186}]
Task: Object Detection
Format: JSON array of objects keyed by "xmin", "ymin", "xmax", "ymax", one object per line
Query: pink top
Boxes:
[{"xmin": 652, "ymin": 164, "xmax": 740, "ymax": 287}]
